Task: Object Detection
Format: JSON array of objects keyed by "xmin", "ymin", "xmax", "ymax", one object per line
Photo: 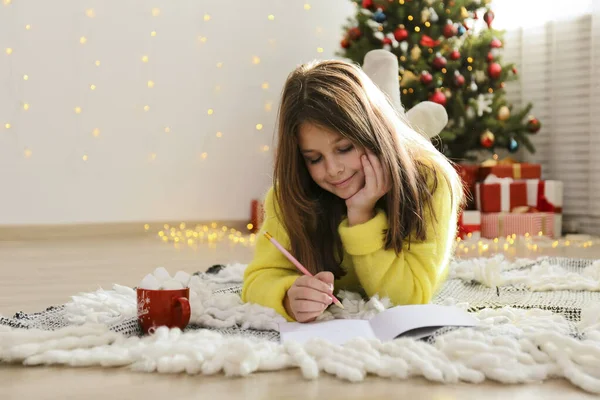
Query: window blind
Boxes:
[{"xmin": 501, "ymin": 9, "xmax": 600, "ymax": 235}]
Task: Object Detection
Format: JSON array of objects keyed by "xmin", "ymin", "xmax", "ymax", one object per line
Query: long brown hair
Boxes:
[{"xmin": 273, "ymin": 59, "xmax": 464, "ymax": 279}]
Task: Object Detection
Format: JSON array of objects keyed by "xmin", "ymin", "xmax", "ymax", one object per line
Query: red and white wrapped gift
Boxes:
[
  {"xmin": 481, "ymin": 211, "xmax": 558, "ymax": 239},
  {"xmin": 525, "ymin": 179, "xmax": 563, "ymax": 237},
  {"xmin": 458, "ymin": 210, "xmax": 481, "ymax": 239},
  {"xmin": 475, "ymin": 175, "xmax": 528, "ymax": 213}
]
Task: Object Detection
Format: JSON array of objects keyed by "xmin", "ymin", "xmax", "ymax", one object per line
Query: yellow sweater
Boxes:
[{"xmin": 241, "ymin": 170, "xmax": 457, "ymax": 322}]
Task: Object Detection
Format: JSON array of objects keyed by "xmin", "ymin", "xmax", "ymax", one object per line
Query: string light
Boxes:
[
  {"xmin": 3, "ymin": 0, "xmax": 12, "ymax": 5},
  {"xmin": 264, "ymin": 101, "xmax": 273, "ymax": 112},
  {"xmin": 425, "ymin": 21, "xmax": 431, "ymax": 27},
  {"xmin": 216, "ymin": 131, "xmax": 223, "ymax": 138},
  {"xmin": 23, "ymin": 103, "xmax": 30, "ymax": 111},
  {"xmin": 256, "ymin": 124, "xmax": 263, "ymax": 130},
  {"xmin": 164, "ymin": 127, "xmax": 171, "ymax": 133},
  {"xmin": 82, "ymin": 155, "xmax": 88, "ymax": 161},
  {"xmin": 152, "ymin": 223, "xmax": 257, "ymax": 249},
  {"xmin": 23, "ymin": 74, "xmax": 29, "ymax": 80},
  {"xmin": 92, "ymin": 128, "xmax": 100, "ymax": 137},
  {"xmin": 315, "ymin": 27, "xmax": 323, "ymax": 34},
  {"xmin": 24, "ymin": 149, "xmax": 32, "ymax": 158},
  {"xmin": 5, "ymin": 48, "xmax": 13, "ymax": 55},
  {"xmin": 488, "ymin": 88, "xmax": 494, "ymax": 93},
  {"xmin": 74, "ymin": 107, "xmax": 82, "ymax": 114},
  {"xmin": 207, "ymin": 109, "xmax": 214, "ymax": 115},
  {"xmin": 262, "ymin": 82, "xmax": 269, "ymax": 90},
  {"xmin": 216, "ymin": 62, "xmax": 223, "ymax": 68},
  {"xmin": 86, "ymin": 9, "xmax": 95, "ymax": 18},
  {"xmin": 262, "ymin": 145, "xmax": 270, "ymax": 152},
  {"xmin": 468, "ymin": 66, "xmax": 473, "ymax": 71},
  {"xmin": 415, "ymin": 27, "xmax": 420, "ymax": 32},
  {"xmin": 90, "ymin": 84, "xmax": 96, "ymax": 90},
  {"xmin": 144, "ymin": 105, "xmax": 150, "ymax": 111},
  {"xmin": 252, "ymin": 56, "xmax": 261, "ymax": 65},
  {"xmin": 317, "ymin": 47, "xmax": 324, "ymax": 53},
  {"xmin": 214, "ymin": 85, "xmax": 221, "ymax": 92},
  {"xmin": 456, "ymin": 234, "xmax": 596, "ymax": 258},
  {"xmin": 147, "ymin": 80, "xmax": 155, "ymax": 88},
  {"xmin": 95, "ymin": 60, "xmax": 101, "ymax": 67},
  {"xmin": 5, "ymin": 123, "xmax": 11, "ymax": 129},
  {"xmin": 151, "ymin": 31, "xmax": 157, "ymax": 37},
  {"xmin": 142, "ymin": 55, "xmax": 149, "ymax": 62},
  {"xmin": 198, "ymin": 36, "xmax": 207, "ymax": 43},
  {"xmin": 80, "ymin": 37, "xmax": 87, "ymax": 44},
  {"xmin": 201, "ymin": 152, "xmax": 208, "ymax": 159},
  {"xmin": 467, "ymin": 57, "xmax": 474, "ymax": 63},
  {"xmin": 268, "ymin": 14, "xmax": 275, "ymax": 21},
  {"xmin": 408, "ymin": 15, "xmax": 414, "ymax": 21},
  {"xmin": 152, "ymin": 8, "xmax": 160, "ymax": 17},
  {"xmin": 304, "ymin": 4, "xmax": 311, "ymax": 10},
  {"xmin": 25, "ymin": 24, "xmax": 31, "ymax": 30},
  {"xmin": 204, "ymin": 14, "xmax": 211, "ymax": 21}
]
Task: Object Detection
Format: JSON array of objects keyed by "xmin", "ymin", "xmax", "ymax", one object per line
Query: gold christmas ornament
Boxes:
[
  {"xmin": 498, "ymin": 105, "xmax": 510, "ymax": 121},
  {"xmin": 460, "ymin": 7, "xmax": 469, "ymax": 19},
  {"xmin": 410, "ymin": 45, "xmax": 422, "ymax": 61},
  {"xmin": 401, "ymin": 70, "xmax": 418, "ymax": 84}
]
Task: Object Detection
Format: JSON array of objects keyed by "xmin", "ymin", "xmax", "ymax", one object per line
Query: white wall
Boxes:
[{"xmin": 0, "ymin": 0, "xmax": 355, "ymax": 225}]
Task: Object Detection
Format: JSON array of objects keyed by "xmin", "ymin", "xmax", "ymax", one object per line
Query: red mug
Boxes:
[{"xmin": 137, "ymin": 287, "xmax": 191, "ymax": 334}]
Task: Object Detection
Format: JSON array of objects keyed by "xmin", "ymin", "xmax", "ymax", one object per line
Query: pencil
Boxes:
[{"xmin": 263, "ymin": 231, "xmax": 344, "ymax": 309}]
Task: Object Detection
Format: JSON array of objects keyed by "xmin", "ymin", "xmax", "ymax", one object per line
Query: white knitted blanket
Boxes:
[{"xmin": 1, "ymin": 256, "xmax": 600, "ymax": 394}]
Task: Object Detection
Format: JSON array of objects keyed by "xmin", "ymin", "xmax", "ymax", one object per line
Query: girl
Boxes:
[{"xmin": 241, "ymin": 59, "xmax": 464, "ymax": 323}]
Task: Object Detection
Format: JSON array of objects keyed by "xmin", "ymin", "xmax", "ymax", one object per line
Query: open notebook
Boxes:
[{"xmin": 279, "ymin": 304, "xmax": 478, "ymax": 345}]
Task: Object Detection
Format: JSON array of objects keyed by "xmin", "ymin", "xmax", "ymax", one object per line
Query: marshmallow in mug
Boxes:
[{"xmin": 139, "ymin": 267, "xmax": 192, "ymax": 290}]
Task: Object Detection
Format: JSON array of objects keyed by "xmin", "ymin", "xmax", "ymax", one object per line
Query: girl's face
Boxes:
[{"xmin": 298, "ymin": 122, "xmax": 366, "ymax": 200}]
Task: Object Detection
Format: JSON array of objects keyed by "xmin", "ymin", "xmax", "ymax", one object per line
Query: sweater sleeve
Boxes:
[
  {"xmin": 241, "ymin": 186, "xmax": 300, "ymax": 321},
  {"xmin": 338, "ymin": 170, "xmax": 457, "ymax": 305}
]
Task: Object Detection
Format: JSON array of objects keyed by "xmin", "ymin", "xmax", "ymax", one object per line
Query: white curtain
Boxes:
[{"xmin": 496, "ymin": 0, "xmax": 600, "ymax": 235}]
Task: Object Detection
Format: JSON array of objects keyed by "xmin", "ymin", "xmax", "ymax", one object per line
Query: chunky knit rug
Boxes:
[{"xmin": 1, "ymin": 256, "xmax": 600, "ymax": 394}]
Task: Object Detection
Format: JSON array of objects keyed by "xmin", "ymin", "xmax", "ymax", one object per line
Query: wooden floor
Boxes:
[{"xmin": 1, "ymin": 232, "xmax": 600, "ymax": 399}]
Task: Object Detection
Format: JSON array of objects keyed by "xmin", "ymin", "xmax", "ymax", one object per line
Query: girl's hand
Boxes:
[
  {"xmin": 284, "ymin": 272, "xmax": 334, "ymax": 322},
  {"xmin": 345, "ymin": 149, "xmax": 391, "ymax": 226}
]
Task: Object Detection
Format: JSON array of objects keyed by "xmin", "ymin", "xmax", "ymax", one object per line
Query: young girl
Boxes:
[{"xmin": 241, "ymin": 59, "xmax": 464, "ymax": 323}]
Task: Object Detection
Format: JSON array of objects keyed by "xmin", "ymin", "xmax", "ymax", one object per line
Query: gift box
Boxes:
[
  {"xmin": 525, "ymin": 179, "xmax": 563, "ymax": 213},
  {"xmin": 480, "ymin": 212, "xmax": 559, "ymax": 239},
  {"xmin": 478, "ymin": 162, "xmax": 541, "ymax": 181},
  {"xmin": 475, "ymin": 175, "xmax": 529, "ymax": 213},
  {"xmin": 458, "ymin": 210, "xmax": 481, "ymax": 240},
  {"xmin": 454, "ymin": 164, "xmax": 479, "ymax": 210}
]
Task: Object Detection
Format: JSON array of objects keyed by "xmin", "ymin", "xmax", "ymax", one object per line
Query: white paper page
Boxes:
[
  {"xmin": 279, "ymin": 319, "xmax": 376, "ymax": 346},
  {"xmin": 369, "ymin": 304, "xmax": 479, "ymax": 342}
]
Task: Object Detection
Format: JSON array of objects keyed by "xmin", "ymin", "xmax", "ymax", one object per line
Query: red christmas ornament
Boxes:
[
  {"xmin": 341, "ymin": 38, "xmax": 350, "ymax": 49},
  {"xmin": 394, "ymin": 26, "xmax": 409, "ymax": 41},
  {"xmin": 454, "ymin": 71, "xmax": 465, "ymax": 86},
  {"xmin": 450, "ymin": 49, "xmax": 461, "ymax": 60},
  {"xmin": 480, "ymin": 130, "xmax": 495, "ymax": 148},
  {"xmin": 488, "ymin": 62, "xmax": 502, "ymax": 79},
  {"xmin": 443, "ymin": 22, "xmax": 457, "ymax": 38},
  {"xmin": 429, "ymin": 89, "xmax": 447, "ymax": 106},
  {"xmin": 348, "ymin": 27, "xmax": 362, "ymax": 40},
  {"xmin": 512, "ymin": 66, "xmax": 518, "ymax": 74},
  {"xmin": 420, "ymin": 35, "xmax": 441, "ymax": 47},
  {"xmin": 433, "ymin": 53, "xmax": 447, "ymax": 69},
  {"xmin": 527, "ymin": 116, "xmax": 542, "ymax": 133},
  {"xmin": 490, "ymin": 38, "xmax": 503, "ymax": 48},
  {"xmin": 487, "ymin": 52, "xmax": 494, "ymax": 62},
  {"xmin": 484, "ymin": 10, "xmax": 495, "ymax": 28},
  {"xmin": 382, "ymin": 37, "xmax": 392, "ymax": 46},
  {"xmin": 420, "ymin": 70, "xmax": 433, "ymax": 85},
  {"xmin": 362, "ymin": 0, "xmax": 373, "ymax": 8}
]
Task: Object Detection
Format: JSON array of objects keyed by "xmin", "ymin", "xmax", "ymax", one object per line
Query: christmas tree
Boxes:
[{"xmin": 338, "ymin": 0, "xmax": 541, "ymax": 162}]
